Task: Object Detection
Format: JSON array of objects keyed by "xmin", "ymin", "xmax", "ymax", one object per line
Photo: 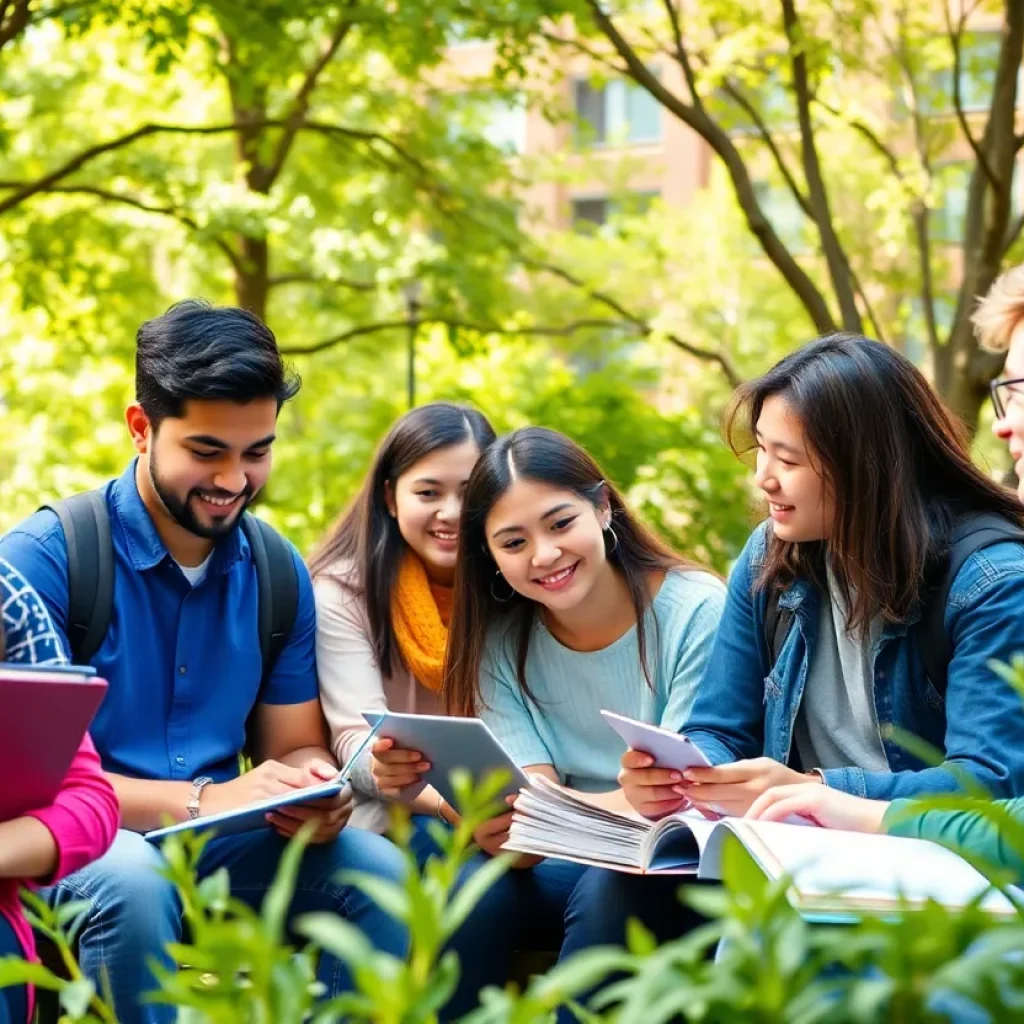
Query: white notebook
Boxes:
[{"xmin": 507, "ymin": 776, "xmax": 1018, "ymax": 921}]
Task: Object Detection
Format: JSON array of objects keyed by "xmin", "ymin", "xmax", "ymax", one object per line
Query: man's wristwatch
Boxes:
[{"xmin": 187, "ymin": 776, "xmax": 214, "ymax": 820}]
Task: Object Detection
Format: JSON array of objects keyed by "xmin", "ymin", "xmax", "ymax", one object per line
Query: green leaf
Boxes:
[
  {"xmin": 261, "ymin": 822, "xmax": 316, "ymax": 943},
  {"xmin": 336, "ymin": 869, "xmax": 412, "ymax": 924},
  {"xmin": 294, "ymin": 912, "xmax": 376, "ymax": 966},
  {"xmin": 0, "ymin": 957, "xmax": 66, "ymax": 990},
  {"xmin": 59, "ymin": 977, "xmax": 97, "ymax": 1019},
  {"xmin": 442, "ymin": 851, "xmax": 514, "ymax": 937}
]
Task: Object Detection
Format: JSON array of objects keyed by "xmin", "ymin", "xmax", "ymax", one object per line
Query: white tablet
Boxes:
[
  {"xmin": 145, "ymin": 778, "xmax": 349, "ymax": 843},
  {"xmin": 600, "ymin": 710, "xmax": 713, "ymax": 772},
  {"xmin": 360, "ymin": 710, "xmax": 530, "ymax": 808}
]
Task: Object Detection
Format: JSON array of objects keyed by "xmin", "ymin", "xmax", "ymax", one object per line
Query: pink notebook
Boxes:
[{"xmin": 0, "ymin": 665, "xmax": 107, "ymax": 820}]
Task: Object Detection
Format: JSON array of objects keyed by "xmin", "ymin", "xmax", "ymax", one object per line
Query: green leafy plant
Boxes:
[{"xmin": 9, "ymin": 659, "xmax": 1024, "ymax": 1023}]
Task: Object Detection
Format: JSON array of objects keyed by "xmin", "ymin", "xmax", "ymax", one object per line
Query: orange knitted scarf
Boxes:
[{"xmin": 391, "ymin": 551, "xmax": 453, "ymax": 692}]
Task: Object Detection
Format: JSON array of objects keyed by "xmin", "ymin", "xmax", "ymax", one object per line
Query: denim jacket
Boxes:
[{"xmin": 684, "ymin": 521, "xmax": 1024, "ymax": 800}]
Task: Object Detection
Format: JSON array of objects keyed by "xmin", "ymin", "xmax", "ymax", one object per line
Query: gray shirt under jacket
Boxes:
[{"xmin": 792, "ymin": 566, "xmax": 889, "ymax": 773}]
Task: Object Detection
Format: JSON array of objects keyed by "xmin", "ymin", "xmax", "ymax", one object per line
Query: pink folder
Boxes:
[{"xmin": 0, "ymin": 666, "xmax": 107, "ymax": 820}]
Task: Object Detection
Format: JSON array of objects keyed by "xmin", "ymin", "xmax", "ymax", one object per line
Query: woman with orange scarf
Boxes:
[{"xmin": 309, "ymin": 403, "xmax": 495, "ymax": 835}]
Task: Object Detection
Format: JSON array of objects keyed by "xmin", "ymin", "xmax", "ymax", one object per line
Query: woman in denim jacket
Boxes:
[{"xmin": 621, "ymin": 333, "xmax": 1024, "ymax": 821}]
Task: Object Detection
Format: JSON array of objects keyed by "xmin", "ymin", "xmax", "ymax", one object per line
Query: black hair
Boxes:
[
  {"xmin": 444, "ymin": 427, "xmax": 703, "ymax": 716},
  {"xmin": 135, "ymin": 299, "xmax": 301, "ymax": 426},
  {"xmin": 308, "ymin": 402, "xmax": 496, "ymax": 678},
  {"xmin": 727, "ymin": 332, "xmax": 1023, "ymax": 630}
]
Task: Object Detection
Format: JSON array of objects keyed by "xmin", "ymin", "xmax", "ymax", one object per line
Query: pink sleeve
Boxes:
[{"xmin": 25, "ymin": 734, "xmax": 119, "ymax": 883}]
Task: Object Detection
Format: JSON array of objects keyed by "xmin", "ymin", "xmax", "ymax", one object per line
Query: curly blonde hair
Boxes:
[{"xmin": 972, "ymin": 264, "xmax": 1024, "ymax": 352}]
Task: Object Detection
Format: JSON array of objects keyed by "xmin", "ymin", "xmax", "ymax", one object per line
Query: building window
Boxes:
[
  {"xmin": 921, "ymin": 32, "xmax": 1022, "ymax": 115},
  {"xmin": 571, "ymin": 190, "xmax": 659, "ymax": 230},
  {"xmin": 571, "ymin": 197, "xmax": 610, "ymax": 227},
  {"xmin": 451, "ymin": 92, "xmax": 528, "ymax": 155},
  {"xmin": 479, "ymin": 95, "xmax": 528, "ymax": 154},
  {"xmin": 573, "ymin": 76, "xmax": 662, "ymax": 146},
  {"xmin": 930, "ymin": 162, "xmax": 971, "ymax": 244}
]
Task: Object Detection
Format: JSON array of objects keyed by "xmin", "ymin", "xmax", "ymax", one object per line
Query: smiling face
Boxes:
[
  {"xmin": 753, "ymin": 395, "xmax": 835, "ymax": 543},
  {"xmin": 992, "ymin": 319, "xmax": 1024, "ymax": 504},
  {"xmin": 485, "ymin": 478, "xmax": 611, "ymax": 612},
  {"xmin": 387, "ymin": 439, "xmax": 481, "ymax": 585},
  {"xmin": 130, "ymin": 397, "xmax": 277, "ymax": 544}
]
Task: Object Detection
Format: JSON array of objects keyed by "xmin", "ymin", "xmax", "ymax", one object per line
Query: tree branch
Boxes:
[
  {"xmin": 262, "ymin": 9, "xmax": 356, "ymax": 189},
  {"xmin": 815, "ymin": 99, "xmax": 903, "ymax": 179},
  {"xmin": 538, "ymin": 27, "xmax": 629, "ymax": 77},
  {"xmin": 519, "ymin": 253, "xmax": 741, "ymax": 385},
  {"xmin": 660, "ymin": 0, "xmax": 701, "ymax": 108},
  {"xmin": 267, "ymin": 271, "xmax": 377, "ymax": 292},
  {"xmin": 1003, "ymin": 210, "xmax": 1024, "ymax": 259},
  {"xmin": 280, "ymin": 315, "xmax": 634, "ymax": 357},
  {"xmin": 780, "ymin": 0, "xmax": 860, "ymax": 331},
  {"xmin": 944, "ymin": 0, "xmax": 999, "ymax": 189},
  {"xmin": 0, "ymin": 116, "xmax": 432, "ymax": 218},
  {"xmin": 720, "ymin": 78, "xmax": 810, "ymax": 211},
  {"xmin": 0, "ymin": 0, "xmax": 30, "ymax": 53},
  {"xmin": 888, "ymin": 4, "xmax": 942, "ymax": 356},
  {"xmin": 0, "ymin": 180, "xmax": 243, "ymax": 271},
  {"xmin": 582, "ymin": 0, "xmax": 836, "ymax": 334}
]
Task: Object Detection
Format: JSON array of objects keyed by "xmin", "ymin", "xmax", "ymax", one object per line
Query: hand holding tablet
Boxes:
[{"xmin": 360, "ymin": 711, "xmax": 530, "ymax": 811}]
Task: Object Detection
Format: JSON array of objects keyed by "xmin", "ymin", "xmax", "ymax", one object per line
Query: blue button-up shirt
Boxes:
[{"xmin": 0, "ymin": 460, "xmax": 318, "ymax": 782}]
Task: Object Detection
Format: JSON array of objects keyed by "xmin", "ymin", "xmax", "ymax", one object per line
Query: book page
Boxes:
[{"xmin": 709, "ymin": 818, "xmax": 1016, "ymax": 915}]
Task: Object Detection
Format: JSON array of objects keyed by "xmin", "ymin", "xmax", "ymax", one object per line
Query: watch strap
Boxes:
[{"xmin": 187, "ymin": 776, "xmax": 214, "ymax": 820}]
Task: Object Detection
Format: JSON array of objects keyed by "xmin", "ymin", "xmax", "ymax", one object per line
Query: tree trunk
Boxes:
[{"xmin": 235, "ymin": 236, "xmax": 269, "ymax": 321}]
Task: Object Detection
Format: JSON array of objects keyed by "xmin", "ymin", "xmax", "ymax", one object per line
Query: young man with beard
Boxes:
[{"xmin": 0, "ymin": 301, "xmax": 407, "ymax": 1024}]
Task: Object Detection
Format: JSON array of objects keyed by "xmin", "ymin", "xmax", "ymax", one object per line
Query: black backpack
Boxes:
[
  {"xmin": 763, "ymin": 512, "xmax": 1024, "ymax": 695},
  {"xmin": 40, "ymin": 490, "xmax": 299, "ymax": 692}
]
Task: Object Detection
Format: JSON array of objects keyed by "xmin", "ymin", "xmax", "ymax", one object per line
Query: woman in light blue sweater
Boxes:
[{"xmin": 436, "ymin": 427, "xmax": 725, "ymax": 1020}]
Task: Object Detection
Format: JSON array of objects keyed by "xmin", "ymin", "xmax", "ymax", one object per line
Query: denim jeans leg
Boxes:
[
  {"xmin": 40, "ymin": 829, "xmax": 182, "ymax": 1024},
  {"xmin": 440, "ymin": 854, "xmax": 585, "ymax": 1021},
  {"xmin": 556, "ymin": 870, "xmax": 710, "ymax": 1024},
  {"xmin": 198, "ymin": 825, "xmax": 409, "ymax": 998},
  {"xmin": 407, "ymin": 813, "xmax": 448, "ymax": 868},
  {"xmin": 0, "ymin": 910, "xmax": 28, "ymax": 1024}
]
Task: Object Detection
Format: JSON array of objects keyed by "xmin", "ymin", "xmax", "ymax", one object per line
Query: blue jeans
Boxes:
[
  {"xmin": 410, "ymin": 815, "xmax": 705, "ymax": 1022},
  {"xmin": 41, "ymin": 826, "xmax": 408, "ymax": 1024},
  {"xmin": 0, "ymin": 913, "xmax": 27, "ymax": 1024}
]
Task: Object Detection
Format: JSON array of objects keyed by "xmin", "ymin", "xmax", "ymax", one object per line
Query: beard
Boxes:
[{"xmin": 148, "ymin": 449, "xmax": 253, "ymax": 541}]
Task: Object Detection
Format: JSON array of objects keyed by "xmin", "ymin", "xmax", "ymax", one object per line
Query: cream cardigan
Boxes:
[{"xmin": 314, "ymin": 565, "xmax": 443, "ymax": 834}]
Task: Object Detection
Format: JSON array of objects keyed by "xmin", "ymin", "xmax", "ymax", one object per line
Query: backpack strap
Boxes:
[
  {"xmin": 242, "ymin": 514, "xmax": 299, "ymax": 690},
  {"xmin": 40, "ymin": 490, "xmax": 114, "ymax": 666},
  {"xmin": 918, "ymin": 513, "xmax": 1024, "ymax": 695},
  {"xmin": 763, "ymin": 589, "xmax": 794, "ymax": 670}
]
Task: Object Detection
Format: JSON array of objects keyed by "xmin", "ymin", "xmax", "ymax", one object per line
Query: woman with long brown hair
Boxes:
[
  {"xmin": 408, "ymin": 426, "xmax": 723, "ymax": 1020},
  {"xmin": 309, "ymin": 401, "xmax": 495, "ymax": 835},
  {"xmin": 621, "ymin": 333, "xmax": 1024, "ymax": 824}
]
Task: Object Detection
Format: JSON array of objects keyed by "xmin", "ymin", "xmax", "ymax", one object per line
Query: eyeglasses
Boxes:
[{"xmin": 990, "ymin": 377, "xmax": 1024, "ymax": 419}]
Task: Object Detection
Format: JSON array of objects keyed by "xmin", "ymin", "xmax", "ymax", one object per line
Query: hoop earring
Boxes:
[
  {"xmin": 604, "ymin": 524, "xmax": 619, "ymax": 554},
  {"xmin": 491, "ymin": 569, "xmax": 515, "ymax": 602}
]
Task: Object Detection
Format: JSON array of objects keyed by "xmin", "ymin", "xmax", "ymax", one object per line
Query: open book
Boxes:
[{"xmin": 507, "ymin": 777, "xmax": 1018, "ymax": 920}]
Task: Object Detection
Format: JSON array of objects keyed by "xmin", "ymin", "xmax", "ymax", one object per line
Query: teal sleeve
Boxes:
[
  {"xmin": 477, "ymin": 632, "xmax": 553, "ymax": 770},
  {"xmin": 883, "ymin": 796, "xmax": 1024, "ymax": 884},
  {"xmin": 659, "ymin": 578, "xmax": 727, "ymax": 733}
]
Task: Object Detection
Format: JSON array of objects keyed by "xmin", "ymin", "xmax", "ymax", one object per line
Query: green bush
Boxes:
[{"xmin": 4, "ymin": 738, "xmax": 1024, "ymax": 1022}]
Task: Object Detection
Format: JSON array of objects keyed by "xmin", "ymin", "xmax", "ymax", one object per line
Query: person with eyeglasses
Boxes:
[
  {"xmin": 740, "ymin": 264, "xmax": 1024, "ymax": 886},
  {"xmin": 985, "ymin": 265, "xmax": 1024, "ymax": 501}
]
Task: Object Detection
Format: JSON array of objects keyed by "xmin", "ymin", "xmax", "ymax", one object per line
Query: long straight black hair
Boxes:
[
  {"xmin": 727, "ymin": 333, "xmax": 1024, "ymax": 631},
  {"xmin": 443, "ymin": 427, "xmax": 703, "ymax": 716},
  {"xmin": 308, "ymin": 402, "xmax": 496, "ymax": 677}
]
